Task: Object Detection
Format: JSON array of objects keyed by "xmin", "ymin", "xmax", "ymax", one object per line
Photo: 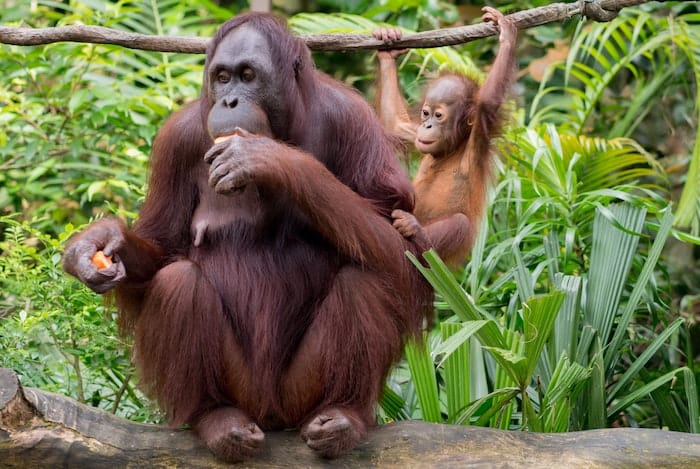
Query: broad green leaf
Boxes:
[
  {"xmin": 482, "ymin": 346, "xmax": 527, "ymax": 386},
  {"xmin": 409, "ymin": 250, "xmax": 505, "ymax": 349},
  {"xmin": 440, "ymin": 322, "xmax": 472, "ymax": 423},
  {"xmin": 434, "ymin": 321, "xmax": 487, "ymax": 367},
  {"xmin": 523, "ymin": 291, "xmax": 565, "ymax": 382},
  {"xmin": 380, "ymin": 385, "xmax": 409, "ymax": 422},
  {"xmin": 682, "ymin": 367, "xmax": 700, "ymax": 433},
  {"xmin": 553, "ymin": 275, "xmax": 582, "ymax": 363},
  {"xmin": 587, "ymin": 337, "xmax": 606, "ymax": 429},
  {"xmin": 513, "ymin": 246, "xmax": 535, "ymax": 302},
  {"xmin": 585, "ymin": 204, "xmax": 646, "ymax": 347},
  {"xmin": 405, "ymin": 337, "xmax": 441, "ymax": 423},
  {"xmin": 543, "ymin": 355, "xmax": 591, "ymax": 410},
  {"xmin": 605, "ymin": 208, "xmax": 675, "ymax": 372}
]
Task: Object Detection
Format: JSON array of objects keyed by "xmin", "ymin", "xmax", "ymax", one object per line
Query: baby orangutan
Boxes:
[{"xmin": 374, "ymin": 6, "xmax": 517, "ymax": 268}]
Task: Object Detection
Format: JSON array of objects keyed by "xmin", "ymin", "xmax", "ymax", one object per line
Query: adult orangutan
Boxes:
[
  {"xmin": 374, "ymin": 7, "xmax": 518, "ymax": 268},
  {"xmin": 63, "ymin": 13, "xmax": 431, "ymax": 462}
]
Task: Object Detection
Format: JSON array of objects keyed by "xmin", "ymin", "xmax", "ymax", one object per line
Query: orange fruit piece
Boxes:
[
  {"xmin": 214, "ymin": 135, "xmax": 233, "ymax": 144},
  {"xmin": 92, "ymin": 251, "xmax": 113, "ymax": 269}
]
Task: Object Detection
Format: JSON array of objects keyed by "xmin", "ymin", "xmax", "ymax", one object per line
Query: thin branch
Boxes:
[
  {"xmin": 110, "ymin": 370, "xmax": 133, "ymax": 415},
  {"xmin": 0, "ymin": 0, "xmax": 655, "ymax": 53}
]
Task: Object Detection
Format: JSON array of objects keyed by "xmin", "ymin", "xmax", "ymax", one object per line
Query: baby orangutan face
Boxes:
[{"xmin": 415, "ymin": 76, "xmax": 467, "ymax": 158}]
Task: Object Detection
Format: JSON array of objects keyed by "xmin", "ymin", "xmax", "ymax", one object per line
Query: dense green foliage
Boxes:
[{"xmin": 1, "ymin": 0, "xmax": 699, "ymax": 433}]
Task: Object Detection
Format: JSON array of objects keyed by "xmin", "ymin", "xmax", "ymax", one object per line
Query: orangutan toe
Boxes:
[
  {"xmin": 300, "ymin": 407, "xmax": 366, "ymax": 458},
  {"xmin": 195, "ymin": 407, "xmax": 265, "ymax": 463}
]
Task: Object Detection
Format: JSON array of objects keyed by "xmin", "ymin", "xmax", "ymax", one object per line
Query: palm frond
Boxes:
[
  {"xmin": 673, "ymin": 20, "xmax": 700, "ymax": 232},
  {"xmin": 529, "ymin": 10, "xmax": 675, "ymax": 134}
]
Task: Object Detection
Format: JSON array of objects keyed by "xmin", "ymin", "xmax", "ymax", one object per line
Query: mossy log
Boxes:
[{"xmin": 2, "ymin": 368, "xmax": 699, "ymax": 468}]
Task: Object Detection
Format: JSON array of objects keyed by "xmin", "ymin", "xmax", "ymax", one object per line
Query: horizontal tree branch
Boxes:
[{"xmin": 0, "ymin": 0, "xmax": 655, "ymax": 54}]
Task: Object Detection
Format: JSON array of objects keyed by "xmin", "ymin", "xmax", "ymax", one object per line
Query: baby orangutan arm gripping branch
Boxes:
[{"xmin": 375, "ymin": 6, "xmax": 518, "ymax": 268}]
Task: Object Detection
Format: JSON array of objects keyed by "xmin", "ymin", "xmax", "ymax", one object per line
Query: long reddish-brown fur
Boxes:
[
  {"xmin": 374, "ymin": 9, "xmax": 517, "ymax": 268},
  {"xmin": 101, "ymin": 13, "xmax": 433, "ymax": 439}
]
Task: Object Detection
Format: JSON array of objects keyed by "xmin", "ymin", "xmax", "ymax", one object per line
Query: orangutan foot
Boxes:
[
  {"xmin": 300, "ymin": 407, "xmax": 367, "ymax": 458},
  {"xmin": 194, "ymin": 407, "xmax": 265, "ymax": 463}
]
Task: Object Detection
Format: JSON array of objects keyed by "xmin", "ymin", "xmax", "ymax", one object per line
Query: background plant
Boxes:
[
  {"xmin": 531, "ymin": 6, "xmax": 700, "ymax": 234},
  {"xmin": 0, "ymin": 0, "xmax": 227, "ymax": 422},
  {"xmin": 0, "ymin": 217, "xmax": 162, "ymax": 421}
]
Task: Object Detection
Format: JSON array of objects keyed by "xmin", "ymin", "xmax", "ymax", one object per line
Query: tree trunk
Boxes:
[{"xmin": 2, "ymin": 369, "xmax": 700, "ymax": 468}]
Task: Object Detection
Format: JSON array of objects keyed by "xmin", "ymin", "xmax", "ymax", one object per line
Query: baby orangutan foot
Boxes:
[
  {"xmin": 194, "ymin": 407, "xmax": 265, "ymax": 463},
  {"xmin": 300, "ymin": 407, "xmax": 367, "ymax": 458}
]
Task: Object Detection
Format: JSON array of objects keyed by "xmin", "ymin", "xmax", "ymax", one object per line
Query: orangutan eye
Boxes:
[
  {"xmin": 216, "ymin": 70, "xmax": 231, "ymax": 84},
  {"xmin": 240, "ymin": 67, "xmax": 256, "ymax": 83},
  {"xmin": 422, "ymin": 109, "xmax": 430, "ymax": 118},
  {"xmin": 435, "ymin": 111, "xmax": 443, "ymax": 119}
]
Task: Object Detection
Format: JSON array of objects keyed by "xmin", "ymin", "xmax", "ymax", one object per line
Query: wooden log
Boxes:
[{"xmin": 1, "ymin": 368, "xmax": 699, "ymax": 468}]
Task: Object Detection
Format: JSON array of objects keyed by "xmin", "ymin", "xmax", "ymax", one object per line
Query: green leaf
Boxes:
[
  {"xmin": 409, "ymin": 250, "xmax": 505, "ymax": 349},
  {"xmin": 541, "ymin": 354, "xmax": 591, "ymax": 432},
  {"xmin": 585, "ymin": 204, "xmax": 646, "ymax": 347},
  {"xmin": 553, "ymin": 275, "xmax": 582, "ymax": 363},
  {"xmin": 522, "ymin": 391, "xmax": 541, "ymax": 432},
  {"xmin": 608, "ymin": 368, "xmax": 687, "ymax": 417},
  {"xmin": 675, "ymin": 122, "xmax": 700, "ymax": 231},
  {"xmin": 607, "ymin": 317, "xmax": 684, "ymax": 404},
  {"xmin": 379, "ymin": 385, "xmax": 409, "ymax": 422},
  {"xmin": 605, "ymin": 208, "xmax": 675, "ymax": 373},
  {"xmin": 587, "ymin": 337, "xmax": 606, "ymax": 429},
  {"xmin": 682, "ymin": 367, "xmax": 700, "ymax": 434},
  {"xmin": 68, "ymin": 88, "xmax": 92, "ymax": 114},
  {"xmin": 522, "ymin": 291, "xmax": 565, "ymax": 381},
  {"xmin": 454, "ymin": 387, "xmax": 520, "ymax": 426},
  {"xmin": 440, "ymin": 322, "xmax": 472, "ymax": 423},
  {"xmin": 482, "ymin": 345, "xmax": 527, "ymax": 385},
  {"xmin": 434, "ymin": 320, "xmax": 487, "ymax": 367},
  {"xmin": 548, "ymin": 360, "xmax": 590, "ymax": 406},
  {"xmin": 405, "ymin": 337, "xmax": 441, "ymax": 423},
  {"xmin": 513, "ymin": 246, "xmax": 535, "ymax": 303}
]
